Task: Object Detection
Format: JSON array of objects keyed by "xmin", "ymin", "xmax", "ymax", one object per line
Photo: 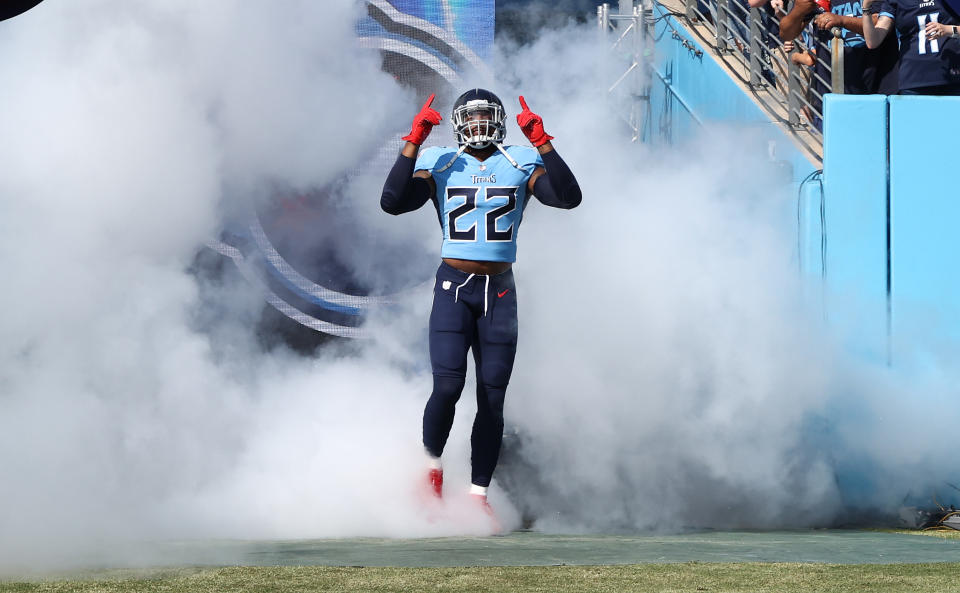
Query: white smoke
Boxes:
[
  {"xmin": 0, "ymin": 0, "xmax": 479, "ymax": 570},
  {"xmin": 487, "ymin": 24, "xmax": 960, "ymax": 531},
  {"xmin": 0, "ymin": 0, "xmax": 957, "ymax": 573}
]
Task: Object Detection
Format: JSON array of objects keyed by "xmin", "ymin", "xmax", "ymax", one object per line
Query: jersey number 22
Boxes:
[{"xmin": 446, "ymin": 186, "xmax": 519, "ymax": 242}]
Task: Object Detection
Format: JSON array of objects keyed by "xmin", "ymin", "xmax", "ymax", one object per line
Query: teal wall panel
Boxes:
[
  {"xmin": 888, "ymin": 96, "xmax": 960, "ymax": 353},
  {"xmin": 821, "ymin": 94, "xmax": 890, "ymax": 361},
  {"xmin": 821, "ymin": 95, "xmax": 889, "ymax": 300}
]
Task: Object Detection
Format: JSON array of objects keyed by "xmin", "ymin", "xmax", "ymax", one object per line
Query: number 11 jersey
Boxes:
[
  {"xmin": 878, "ymin": 0, "xmax": 960, "ymax": 91},
  {"xmin": 416, "ymin": 145, "xmax": 543, "ymax": 263}
]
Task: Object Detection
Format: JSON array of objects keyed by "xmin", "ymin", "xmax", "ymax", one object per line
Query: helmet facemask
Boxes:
[{"xmin": 452, "ymin": 99, "xmax": 506, "ymax": 149}]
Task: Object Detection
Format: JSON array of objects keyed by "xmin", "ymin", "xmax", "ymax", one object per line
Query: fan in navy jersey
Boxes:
[
  {"xmin": 781, "ymin": 0, "xmax": 899, "ymax": 100},
  {"xmin": 380, "ymin": 89, "xmax": 581, "ymax": 527},
  {"xmin": 864, "ymin": 0, "xmax": 960, "ymax": 94},
  {"xmin": 814, "ymin": 0, "xmax": 899, "ymax": 93}
]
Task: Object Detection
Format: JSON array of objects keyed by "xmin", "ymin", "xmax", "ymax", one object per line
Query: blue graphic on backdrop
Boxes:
[{"xmin": 206, "ymin": 1, "xmax": 494, "ymax": 340}]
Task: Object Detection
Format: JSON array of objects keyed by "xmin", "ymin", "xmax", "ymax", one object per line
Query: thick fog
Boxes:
[{"xmin": 0, "ymin": 0, "xmax": 957, "ymax": 571}]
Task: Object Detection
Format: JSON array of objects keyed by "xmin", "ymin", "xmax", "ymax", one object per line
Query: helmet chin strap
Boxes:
[
  {"xmin": 436, "ymin": 142, "xmax": 523, "ymax": 173},
  {"xmin": 435, "ymin": 144, "xmax": 467, "ymax": 173},
  {"xmin": 493, "ymin": 143, "xmax": 521, "ymax": 169}
]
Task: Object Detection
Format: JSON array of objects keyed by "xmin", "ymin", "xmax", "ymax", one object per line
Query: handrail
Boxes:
[{"xmin": 600, "ymin": 0, "xmax": 848, "ymax": 162}]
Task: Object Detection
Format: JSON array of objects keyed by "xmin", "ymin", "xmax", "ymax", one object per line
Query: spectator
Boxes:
[
  {"xmin": 815, "ymin": 0, "xmax": 899, "ymax": 93},
  {"xmin": 785, "ymin": 23, "xmax": 833, "ymax": 130},
  {"xmin": 864, "ymin": 0, "xmax": 960, "ymax": 94},
  {"xmin": 784, "ymin": 38, "xmax": 820, "ymax": 125},
  {"xmin": 780, "ymin": 0, "xmax": 829, "ymax": 40},
  {"xmin": 784, "ymin": 39, "xmax": 817, "ymax": 68},
  {"xmin": 753, "ymin": 0, "xmax": 787, "ymax": 84},
  {"xmin": 782, "ymin": 0, "xmax": 899, "ymax": 95}
]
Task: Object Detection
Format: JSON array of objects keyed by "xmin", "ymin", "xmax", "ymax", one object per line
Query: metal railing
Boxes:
[
  {"xmin": 598, "ymin": 4, "xmax": 650, "ymax": 142},
  {"xmin": 599, "ymin": 0, "xmax": 847, "ymax": 161}
]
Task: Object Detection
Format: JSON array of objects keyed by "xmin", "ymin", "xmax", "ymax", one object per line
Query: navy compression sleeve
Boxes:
[
  {"xmin": 380, "ymin": 154, "xmax": 433, "ymax": 215},
  {"xmin": 533, "ymin": 149, "xmax": 581, "ymax": 209}
]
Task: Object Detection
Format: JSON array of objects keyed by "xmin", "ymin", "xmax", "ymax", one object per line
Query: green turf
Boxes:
[
  {"xmin": 889, "ymin": 529, "xmax": 960, "ymax": 540},
  {"xmin": 3, "ymin": 563, "xmax": 960, "ymax": 593}
]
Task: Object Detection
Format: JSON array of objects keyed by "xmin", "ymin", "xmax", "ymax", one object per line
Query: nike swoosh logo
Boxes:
[{"xmin": 498, "ymin": 290, "xmax": 509, "ymax": 298}]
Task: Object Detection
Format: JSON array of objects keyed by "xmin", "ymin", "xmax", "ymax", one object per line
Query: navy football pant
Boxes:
[{"xmin": 422, "ymin": 262, "xmax": 518, "ymax": 488}]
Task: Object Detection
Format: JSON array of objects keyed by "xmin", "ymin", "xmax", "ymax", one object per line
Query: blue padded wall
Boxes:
[
  {"xmin": 818, "ymin": 95, "xmax": 960, "ymax": 362},
  {"xmin": 821, "ymin": 94, "xmax": 890, "ymax": 359},
  {"xmin": 821, "ymin": 95, "xmax": 889, "ymax": 298},
  {"xmin": 888, "ymin": 96, "xmax": 960, "ymax": 354}
]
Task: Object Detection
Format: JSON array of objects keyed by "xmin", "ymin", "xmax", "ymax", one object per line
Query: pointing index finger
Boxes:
[
  {"xmin": 423, "ymin": 93, "xmax": 436, "ymax": 110},
  {"xmin": 519, "ymin": 95, "xmax": 529, "ymax": 111}
]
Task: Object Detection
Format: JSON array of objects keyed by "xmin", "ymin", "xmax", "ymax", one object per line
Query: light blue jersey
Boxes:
[{"xmin": 416, "ymin": 145, "xmax": 543, "ymax": 263}]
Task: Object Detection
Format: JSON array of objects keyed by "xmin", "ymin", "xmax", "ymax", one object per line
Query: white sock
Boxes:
[
  {"xmin": 470, "ymin": 484, "xmax": 488, "ymax": 497},
  {"xmin": 425, "ymin": 449, "xmax": 442, "ymax": 470}
]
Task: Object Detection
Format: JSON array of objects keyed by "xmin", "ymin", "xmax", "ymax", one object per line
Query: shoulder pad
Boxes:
[
  {"xmin": 416, "ymin": 146, "xmax": 459, "ymax": 172},
  {"xmin": 503, "ymin": 145, "xmax": 544, "ymax": 169}
]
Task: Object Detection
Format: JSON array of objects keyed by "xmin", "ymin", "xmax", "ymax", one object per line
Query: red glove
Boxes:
[
  {"xmin": 516, "ymin": 95, "xmax": 554, "ymax": 147},
  {"xmin": 402, "ymin": 94, "xmax": 442, "ymax": 145}
]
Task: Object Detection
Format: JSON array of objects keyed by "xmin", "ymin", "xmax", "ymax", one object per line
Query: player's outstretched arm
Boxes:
[
  {"xmin": 531, "ymin": 150, "xmax": 582, "ymax": 209},
  {"xmin": 517, "ymin": 96, "xmax": 581, "ymax": 209},
  {"xmin": 381, "ymin": 153, "xmax": 434, "ymax": 215},
  {"xmin": 381, "ymin": 95, "xmax": 440, "ymax": 215}
]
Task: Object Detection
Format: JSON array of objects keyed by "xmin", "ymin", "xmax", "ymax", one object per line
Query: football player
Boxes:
[{"xmin": 380, "ymin": 89, "xmax": 581, "ymax": 526}]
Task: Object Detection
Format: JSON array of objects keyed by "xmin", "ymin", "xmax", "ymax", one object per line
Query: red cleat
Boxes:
[
  {"xmin": 427, "ymin": 468, "xmax": 443, "ymax": 498},
  {"xmin": 471, "ymin": 493, "xmax": 493, "ymax": 514},
  {"xmin": 471, "ymin": 493, "xmax": 503, "ymax": 533}
]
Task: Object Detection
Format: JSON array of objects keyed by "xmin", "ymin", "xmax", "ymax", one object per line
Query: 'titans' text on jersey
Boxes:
[{"xmin": 416, "ymin": 145, "xmax": 543, "ymax": 263}]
